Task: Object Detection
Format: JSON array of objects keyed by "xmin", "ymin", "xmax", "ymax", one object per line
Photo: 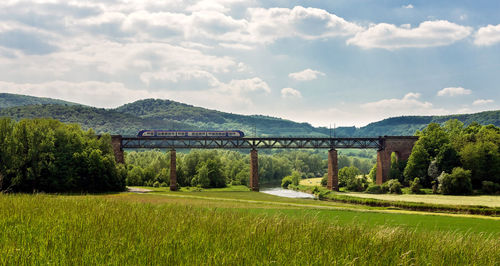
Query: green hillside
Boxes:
[
  {"xmin": 115, "ymin": 99, "xmax": 326, "ymax": 136},
  {"xmin": 0, "ymin": 94, "xmax": 498, "ymax": 136},
  {"xmin": 0, "ymin": 93, "xmax": 79, "ymax": 108},
  {"xmin": 0, "ymin": 104, "xmax": 195, "ymax": 135}
]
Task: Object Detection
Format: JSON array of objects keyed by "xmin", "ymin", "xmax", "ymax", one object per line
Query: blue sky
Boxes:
[{"xmin": 0, "ymin": 0, "xmax": 499, "ymax": 126}]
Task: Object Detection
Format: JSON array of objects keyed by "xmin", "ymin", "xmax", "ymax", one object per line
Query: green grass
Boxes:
[
  {"xmin": 292, "ymin": 184, "xmax": 500, "ymax": 215},
  {"xmin": 1, "ymin": 192, "xmax": 499, "ymax": 265},
  {"xmin": 342, "ymin": 192, "xmax": 500, "ymax": 207}
]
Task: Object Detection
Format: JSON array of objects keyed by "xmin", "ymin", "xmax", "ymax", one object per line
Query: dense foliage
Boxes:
[
  {"xmin": 403, "ymin": 120, "xmax": 500, "ymax": 194},
  {"xmin": 0, "ymin": 118, "xmax": 125, "ymax": 193}
]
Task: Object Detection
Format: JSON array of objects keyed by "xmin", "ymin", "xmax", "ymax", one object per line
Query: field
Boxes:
[
  {"xmin": 342, "ymin": 192, "xmax": 500, "ymax": 207},
  {"xmin": 300, "ymin": 178, "xmax": 500, "ymax": 208},
  {"xmin": 1, "ymin": 189, "xmax": 499, "ymax": 265},
  {"xmin": 299, "ymin": 177, "xmax": 323, "ymax": 186}
]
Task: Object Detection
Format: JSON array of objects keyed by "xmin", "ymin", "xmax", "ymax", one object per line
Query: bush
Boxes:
[
  {"xmin": 320, "ymin": 174, "xmax": 327, "ymax": 186},
  {"xmin": 410, "ymin": 178, "xmax": 424, "ymax": 194},
  {"xmin": 438, "ymin": 167, "xmax": 472, "ymax": 195},
  {"xmin": 281, "ymin": 176, "xmax": 293, "ymax": 189},
  {"xmin": 365, "ymin": 184, "xmax": 384, "ymax": 194},
  {"xmin": 153, "ymin": 181, "xmax": 160, "ymax": 188},
  {"xmin": 482, "ymin": 181, "xmax": 500, "ymax": 194},
  {"xmin": 382, "ymin": 179, "xmax": 402, "ymax": 194},
  {"xmin": 339, "ymin": 166, "xmax": 361, "ymax": 187},
  {"xmin": 346, "ymin": 176, "xmax": 369, "ymax": 192}
]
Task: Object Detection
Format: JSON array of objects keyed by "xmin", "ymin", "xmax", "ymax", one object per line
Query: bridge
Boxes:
[{"xmin": 110, "ymin": 135, "xmax": 418, "ymax": 192}]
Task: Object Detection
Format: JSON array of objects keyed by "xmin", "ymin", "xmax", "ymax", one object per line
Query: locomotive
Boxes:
[{"xmin": 137, "ymin": 130, "xmax": 245, "ymax": 138}]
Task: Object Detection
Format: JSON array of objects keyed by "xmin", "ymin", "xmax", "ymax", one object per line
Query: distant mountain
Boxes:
[
  {"xmin": 355, "ymin": 111, "xmax": 500, "ymax": 136},
  {"xmin": 0, "ymin": 93, "xmax": 498, "ymax": 136},
  {"xmin": 0, "ymin": 93, "xmax": 79, "ymax": 108}
]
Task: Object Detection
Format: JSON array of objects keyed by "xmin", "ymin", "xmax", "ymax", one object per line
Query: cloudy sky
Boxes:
[{"xmin": 0, "ymin": 0, "xmax": 499, "ymax": 126}]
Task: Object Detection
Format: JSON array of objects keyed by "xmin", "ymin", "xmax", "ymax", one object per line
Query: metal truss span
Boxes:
[{"xmin": 121, "ymin": 137, "xmax": 384, "ymax": 150}]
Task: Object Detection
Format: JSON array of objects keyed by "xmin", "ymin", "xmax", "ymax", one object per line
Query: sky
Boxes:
[{"xmin": 0, "ymin": 0, "xmax": 499, "ymax": 127}]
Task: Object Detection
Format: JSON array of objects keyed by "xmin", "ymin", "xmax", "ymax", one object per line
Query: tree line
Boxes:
[
  {"xmin": 0, "ymin": 118, "xmax": 125, "ymax": 193},
  {"xmin": 402, "ymin": 120, "xmax": 500, "ymax": 194}
]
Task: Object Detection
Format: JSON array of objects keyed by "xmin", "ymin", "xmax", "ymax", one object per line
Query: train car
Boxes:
[{"xmin": 137, "ymin": 130, "xmax": 244, "ymax": 138}]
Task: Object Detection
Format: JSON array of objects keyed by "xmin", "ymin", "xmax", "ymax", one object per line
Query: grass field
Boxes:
[
  {"xmin": 300, "ymin": 177, "xmax": 500, "ymax": 208},
  {"xmin": 299, "ymin": 177, "xmax": 323, "ymax": 186},
  {"xmin": 342, "ymin": 192, "xmax": 500, "ymax": 207},
  {"xmin": 1, "ymin": 189, "xmax": 499, "ymax": 265}
]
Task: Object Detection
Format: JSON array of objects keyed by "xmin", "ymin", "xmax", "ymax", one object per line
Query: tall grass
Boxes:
[{"xmin": 1, "ymin": 194, "xmax": 499, "ymax": 265}]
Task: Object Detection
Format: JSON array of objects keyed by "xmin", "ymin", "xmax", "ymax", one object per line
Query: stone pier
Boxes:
[
  {"xmin": 249, "ymin": 149, "xmax": 259, "ymax": 191},
  {"xmin": 110, "ymin": 135, "xmax": 124, "ymax": 164},
  {"xmin": 327, "ymin": 149, "xmax": 339, "ymax": 191},
  {"xmin": 170, "ymin": 149, "xmax": 177, "ymax": 191},
  {"xmin": 376, "ymin": 136, "xmax": 418, "ymax": 184}
]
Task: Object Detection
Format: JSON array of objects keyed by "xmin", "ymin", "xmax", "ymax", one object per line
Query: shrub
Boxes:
[
  {"xmin": 153, "ymin": 181, "xmax": 160, "ymax": 188},
  {"xmin": 281, "ymin": 176, "xmax": 293, "ymax": 189},
  {"xmin": 365, "ymin": 184, "xmax": 384, "ymax": 194},
  {"xmin": 346, "ymin": 176, "xmax": 369, "ymax": 192},
  {"xmin": 482, "ymin": 181, "xmax": 500, "ymax": 194},
  {"xmin": 320, "ymin": 174, "xmax": 327, "ymax": 186},
  {"xmin": 160, "ymin": 182, "xmax": 168, "ymax": 187},
  {"xmin": 339, "ymin": 166, "xmax": 361, "ymax": 187},
  {"xmin": 383, "ymin": 179, "xmax": 402, "ymax": 194},
  {"xmin": 410, "ymin": 178, "xmax": 423, "ymax": 194},
  {"xmin": 438, "ymin": 167, "xmax": 472, "ymax": 195}
]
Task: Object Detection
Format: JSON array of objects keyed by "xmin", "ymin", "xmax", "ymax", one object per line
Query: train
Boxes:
[{"xmin": 137, "ymin": 130, "xmax": 245, "ymax": 138}]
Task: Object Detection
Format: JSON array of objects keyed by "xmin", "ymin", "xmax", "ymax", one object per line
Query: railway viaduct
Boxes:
[{"xmin": 110, "ymin": 135, "xmax": 418, "ymax": 192}]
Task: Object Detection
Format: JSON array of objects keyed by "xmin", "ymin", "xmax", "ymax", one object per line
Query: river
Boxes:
[{"xmin": 260, "ymin": 187, "xmax": 315, "ymax": 199}]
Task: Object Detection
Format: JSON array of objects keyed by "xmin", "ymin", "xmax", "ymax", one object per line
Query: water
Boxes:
[{"xmin": 260, "ymin": 187, "xmax": 315, "ymax": 199}]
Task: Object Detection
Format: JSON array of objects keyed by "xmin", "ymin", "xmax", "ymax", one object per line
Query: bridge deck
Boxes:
[{"xmin": 121, "ymin": 137, "xmax": 385, "ymax": 149}]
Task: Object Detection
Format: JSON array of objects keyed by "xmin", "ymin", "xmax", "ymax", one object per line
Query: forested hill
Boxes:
[
  {"xmin": 0, "ymin": 93, "xmax": 79, "ymax": 108},
  {"xmin": 115, "ymin": 99, "xmax": 326, "ymax": 136},
  {"xmin": 0, "ymin": 94, "xmax": 498, "ymax": 136},
  {"xmin": 0, "ymin": 104, "xmax": 196, "ymax": 135}
]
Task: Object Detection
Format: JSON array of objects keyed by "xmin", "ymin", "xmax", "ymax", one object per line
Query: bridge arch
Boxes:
[{"xmin": 376, "ymin": 136, "xmax": 418, "ymax": 184}]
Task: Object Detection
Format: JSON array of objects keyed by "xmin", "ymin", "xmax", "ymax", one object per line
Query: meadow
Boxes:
[{"xmin": 1, "ymin": 190, "xmax": 499, "ymax": 265}]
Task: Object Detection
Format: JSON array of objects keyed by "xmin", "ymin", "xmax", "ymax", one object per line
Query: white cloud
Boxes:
[
  {"xmin": 222, "ymin": 77, "xmax": 271, "ymax": 94},
  {"xmin": 347, "ymin": 20, "xmax": 472, "ymax": 49},
  {"xmin": 281, "ymin": 87, "xmax": 302, "ymax": 98},
  {"xmin": 360, "ymin": 93, "xmax": 447, "ymax": 119},
  {"xmin": 437, "ymin": 87, "xmax": 472, "ymax": 96},
  {"xmin": 288, "ymin": 69, "xmax": 325, "ymax": 81},
  {"xmin": 140, "ymin": 69, "xmax": 221, "ymax": 87},
  {"xmin": 245, "ymin": 6, "xmax": 363, "ymax": 44},
  {"xmin": 472, "ymin": 99, "xmax": 494, "ymax": 105},
  {"xmin": 219, "ymin": 42, "xmax": 254, "ymax": 50},
  {"xmin": 402, "ymin": 4, "xmax": 414, "ymax": 9},
  {"xmin": 474, "ymin": 24, "xmax": 500, "ymax": 46}
]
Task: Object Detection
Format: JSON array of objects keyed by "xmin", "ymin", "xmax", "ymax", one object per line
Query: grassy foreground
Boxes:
[{"xmin": 1, "ymin": 193, "xmax": 499, "ymax": 265}]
